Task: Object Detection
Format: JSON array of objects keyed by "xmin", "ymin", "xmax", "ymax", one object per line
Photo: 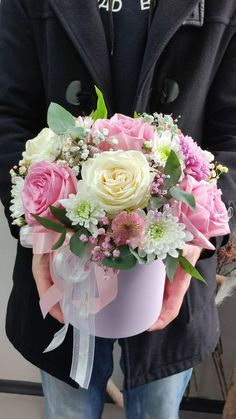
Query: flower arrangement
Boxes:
[
  {"xmin": 9, "ymin": 87, "xmax": 231, "ymax": 388},
  {"xmin": 10, "ymin": 88, "xmax": 230, "ymax": 283}
]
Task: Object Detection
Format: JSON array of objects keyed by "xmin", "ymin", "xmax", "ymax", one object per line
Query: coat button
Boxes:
[
  {"xmin": 65, "ymin": 81, "xmax": 94, "ymax": 114},
  {"xmin": 160, "ymin": 79, "xmax": 180, "ymax": 104},
  {"xmin": 65, "ymin": 80, "xmax": 82, "ymax": 105}
]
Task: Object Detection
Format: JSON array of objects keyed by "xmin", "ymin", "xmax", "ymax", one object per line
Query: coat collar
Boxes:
[
  {"xmin": 48, "ymin": 0, "xmax": 113, "ymax": 113},
  {"xmin": 134, "ymin": 0, "xmax": 205, "ymax": 111},
  {"xmin": 49, "ymin": 0, "xmax": 205, "ymax": 114}
]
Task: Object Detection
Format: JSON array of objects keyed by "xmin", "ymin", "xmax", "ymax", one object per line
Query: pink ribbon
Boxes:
[{"xmin": 29, "ymin": 225, "xmax": 118, "ymax": 319}]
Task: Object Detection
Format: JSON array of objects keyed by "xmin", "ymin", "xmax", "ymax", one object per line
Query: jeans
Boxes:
[{"xmin": 41, "ymin": 338, "xmax": 192, "ymax": 419}]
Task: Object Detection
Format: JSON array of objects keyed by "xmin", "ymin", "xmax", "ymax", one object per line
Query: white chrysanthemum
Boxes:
[
  {"xmin": 59, "ymin": 181, "xmax": 105, "ymax": 237},
  {"xmin": 10, "ymin": 177, "xmax": 25, "ymax": 219},
  {"xmin": 139, "ymin": 209, "xmax": 193, "ymax": 261},
  {"xmin": 151, "ymin": 131, "xmax": 185, "ymax": 168}
]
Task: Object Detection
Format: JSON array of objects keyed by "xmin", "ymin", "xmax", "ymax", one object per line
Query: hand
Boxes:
[
  {"xmin": 148, "ymin": 244, "xmax": 202, "ymax": 331},
  {"xmin": 32, "ymin": 253, "xmax": 64, "ymax": 324}
]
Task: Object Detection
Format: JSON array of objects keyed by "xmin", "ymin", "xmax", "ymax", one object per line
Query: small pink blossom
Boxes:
[
  {"xmin": 151, "ymin": 172, "xmax": 166, "ymax": 196},
  {"xmin": 104, "ymin": 251, "xmax": 111, "ymax": 257},
  {"xmin": 102, "ymin": 241, "xmax": 112, "ymax": 251},
  {"xmin": 92, "ymin": 114, "xmax": 154, "ymax": 151},
  {"xmin": 180, "ymin": 135, "xmax": 211, "ymax": 181},
  {"xmin": 91, "ymin": 245, "xmax": 104, "ymax": 263},
  {"xmin": 98, "ymin": 228, "xmax": 106, "ymax": 235},
  {"xmin": 113, "ymin": 249, "xmax": 121, "ymax": 258},
  {"xmin": 102, "ymin": 217, "xmax": 110, "ymax": 226},
  {"xmin": 89, "ymin": 236, "xmax": 98, "ymax": 245},
  {"xmin": 80, "ymin": 234, "xmax": 88, "ymax": 242},
  {"xmin": 111, "ymin": 211, "xmax": 147, "ymax": 249}
]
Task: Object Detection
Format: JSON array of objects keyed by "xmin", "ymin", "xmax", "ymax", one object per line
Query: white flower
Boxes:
[
  {"xmin": 10, "ymin": 177, "xmax": 25, "ymax": 219},
  {"xmin": 59, "ymin": 181, "xmax": 105, "ymax": 236},
  {"xmin": 81, "ymin": 150, "xmax": 152, "ymax": 216},
  {"xmin": 22, "ymin": 128, "xmax": 63, "ymax": 164},
  {"xmin": 202, "ymin": 150, "xmax": 214, "ymax": 163},
  {"xmin": 75, "ymin": 116, "xmax": 93, "ymax": 130},
  {"xmin": 71, "ymin": 166, "xmax": 80, "ymax": 176},
  {"xmin": 12, "ymin": 217, "xmax": 26, "ymax": 227},
  {"xmin": 139, "ymin": 209, "xmax": 193, "ymax": 261},
  {"xmin": 151, "ymin": 131, "xmax": 185, "ymax": 168}
]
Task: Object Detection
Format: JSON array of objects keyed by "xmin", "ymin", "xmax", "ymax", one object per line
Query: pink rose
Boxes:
[
  {"xmin": 92, "ymin": 113, "xmax": 154, "ymax": 151},
  {"xmin": 172, "ymin": 175, "xmax": 230, "ymax": 250},
  {"xmin": 21, "ymin": 161, "xmax": 77, "ymax": 225}
]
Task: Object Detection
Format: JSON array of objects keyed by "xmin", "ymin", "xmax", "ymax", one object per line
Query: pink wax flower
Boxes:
[
  {"xmin": 172, "ymin": 175, "xmax": 230, "ymax": 250},
  {"xmin": 21, "ymin": 161, "xmax": 77, "ymax": 225},
  {"xmin": 112, "ymin": 211, "xmax": 147, "ymax": 249},
  {"xmin": 180, "ymin": 135, "xmax": 211, "ymax": 181},
  {"xmin": 92, "ymin": 113, "xmax": 154, "ymax": 151}
]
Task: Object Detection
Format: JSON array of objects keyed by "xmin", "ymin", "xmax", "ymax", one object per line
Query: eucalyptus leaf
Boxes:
[
  {"xmin": 164, "ymin": 254, "xmax": 179, "ymax": 282},
  {"xmin": 164, "ymin": 150, "xmax": 182, "ymax": 189},
  {"xmin": 150, "ymin": 196, "xmax": 167, "ymax": 210},
  {"xmin": 129, "ymin": 247, "xmax": 147, "ymax": 264},
  {"xmin": 69, "ymin": 229, "xmax": 88, "ymax": 258},
  {"xmin": 179, "ymin": 255, "xmax": 207, "ymax": 284},
  {"xmin": 91, "ymin": 86, "xmax": 108, "ymax": 121},
  {"xmin": 103, "ymin": 245, "xmax": 137, "ymax": 270},
  {"xmin": 69, "ymin": 126, "xmax": 87, "ymax": 140},
  {"xmin": 47, "ymin": 103, "xmax": 76, "ymax": 134},
  {"xmin": 170, "ymin": 186, "xmax": 196, "ymax": 211},
  {"xmin": 52, "ymin": 232, "xmax": 66, "ymax": 250},
  {"xmin": 33, "ymin": 214, "xmax": 66, "ymax": 233}
]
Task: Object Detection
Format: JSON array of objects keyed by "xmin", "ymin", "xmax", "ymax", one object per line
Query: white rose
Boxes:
[
  {"xmin": 81, "ymin": 151, "xmax": 151, "ymax": 216},
  {"xmin": 22, "ymin": 128, "xmax": 62, "ymax": 164}
]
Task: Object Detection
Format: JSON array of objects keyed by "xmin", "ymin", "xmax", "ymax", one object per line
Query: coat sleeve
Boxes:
[
  {"xmin": 203, "ymin": 28, "xmax": 236, "ymax": 235},
  {"xmin": 0, "ymin": 0, "xmax": 46, "ymax": 238}
]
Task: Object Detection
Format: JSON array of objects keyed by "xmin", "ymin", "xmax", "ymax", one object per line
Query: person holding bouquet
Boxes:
[{"xmin": 0, "ymin": 1, "xmax": 235, "ymax": 418}]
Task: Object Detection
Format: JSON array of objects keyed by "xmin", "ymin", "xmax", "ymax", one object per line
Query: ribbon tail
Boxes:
[
  {"xmin": 70, "ymin": 328, "xmax": 95, "ymax": 389},
  {"xmin": 69, "ymin": 270, "xmax": 96, "ymax": 389},
  {"xmin": 43, "ymin": 323, "xmax": 69, "ymax": 353},
  {"xmin": 39, "ymin": 284, "xmax": 63, "ymax": 319}
]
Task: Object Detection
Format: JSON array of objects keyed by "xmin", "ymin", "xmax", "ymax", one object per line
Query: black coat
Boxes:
[{"xmin": 0, "ymin": 0, "xmax": 236, "ymax": 390}]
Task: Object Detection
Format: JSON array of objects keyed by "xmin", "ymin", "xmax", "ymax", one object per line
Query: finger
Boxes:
[
  {"xmin": 148, "ymin": 306, "xmax": 181, "ymax": 331},
  {"xmin": 148, "ymin": 281, "xmax": 185, "ymax": 331}
]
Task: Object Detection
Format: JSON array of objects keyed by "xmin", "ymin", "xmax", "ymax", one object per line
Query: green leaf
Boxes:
[
  {"xmin": 170, "ymin": 186, "xmax": 196, "ymax": 211},
  {"xmin": 179, "ymin": 255, "xmax": 207, "ymax": 284},
  {"xmin": 69, "ymin": 229, "xmax": 88, "ymax": 258},
  {"xmin": 69, "ymin": 126, "xmax": 87, "ymax": 140},
  {"xmin": 129, "ymin": 246, "xmax": 147, "ymax": 264},
  {"xmin": 103, "ymin": 245, "xmax": 137, "ymax": 270},
  {"xmin": 164, "ymin": 150, "xmax": 182, "ymax": 189},
  {"xmin": 49, "ymin": 206, "xmax": 72, "ymax": 227},
  {"xmin": 134, "ymin": 111, "xmax": 139, "ymax": 119},
  {"xmin": 164, "ymin": 254, "xmax": 179, "ymax": 282},
  {"xmin": 52, "ymin": 232, "xmax": 66, "ymax": 250},
  {"xmin": 33, "ymin": 214, "xmax": 66, "ymax": 233},
  {"xmin": 47, "ymin": 103, "xmax": 75, "ymax": 134},
  {"xmin": 150, "ymin": 196, "xmax": 167, "ymax": 210},
  {"xmin": 91, "ymin": 86, "xmax": 108, "ymax": 121}
]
